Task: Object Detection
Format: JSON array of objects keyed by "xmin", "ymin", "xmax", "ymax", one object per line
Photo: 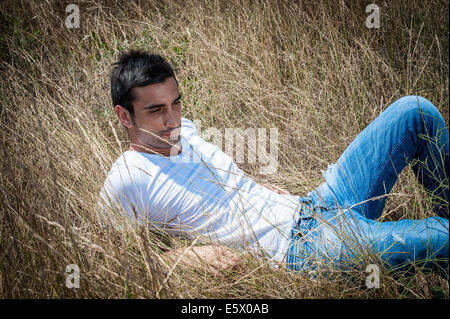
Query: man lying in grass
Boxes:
[{"xmin": 100, "ymin": 50, "xmax": 449, "ymax": 276}]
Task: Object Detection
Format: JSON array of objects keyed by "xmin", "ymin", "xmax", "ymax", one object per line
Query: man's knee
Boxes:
[
  {"xmin": 389, "ymin": 95, "xmax": 446, "ymax": 136},
  {"xmin": 395, "ymin": 95, "xmax": 440, "ymax": 120}
]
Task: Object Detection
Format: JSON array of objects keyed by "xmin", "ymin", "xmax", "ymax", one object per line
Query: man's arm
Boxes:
[
  {"xmin": 162, "ymin": 245, "xmax": 246, "ymax": 275},
  {"xmin": 260, "ymin": 183, "xmax": 290, "ymax": 194}
]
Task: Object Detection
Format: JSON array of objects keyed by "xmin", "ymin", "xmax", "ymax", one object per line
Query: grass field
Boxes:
[{"xmin": 0, "ymin": 0, "xmax": 448, "ymax": 298}]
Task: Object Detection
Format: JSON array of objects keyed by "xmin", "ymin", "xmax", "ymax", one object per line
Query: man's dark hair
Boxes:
[{"xmin": 110, "ymin": 50, "xmax": 176, "ymax": 118}]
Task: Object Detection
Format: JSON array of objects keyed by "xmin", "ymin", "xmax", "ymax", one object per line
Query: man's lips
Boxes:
[{"xmin": 161, "ymin": 127, "xmax": 181, "ymax": 139}]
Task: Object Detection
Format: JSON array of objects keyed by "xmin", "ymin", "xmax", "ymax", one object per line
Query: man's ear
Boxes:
[{"xmin": 115, "ymin": 105, "xmax": 134, "ymax": 128}]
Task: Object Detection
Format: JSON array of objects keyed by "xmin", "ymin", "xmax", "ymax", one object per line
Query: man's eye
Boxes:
[{"xmin": 150, "ymin": 108, "xmax": 161, "ymax": 113}]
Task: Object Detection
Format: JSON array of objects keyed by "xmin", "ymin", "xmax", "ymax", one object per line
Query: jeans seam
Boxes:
[{"xmin": 362, "ymin": 130, "xmax": 412, "ymax": 216}]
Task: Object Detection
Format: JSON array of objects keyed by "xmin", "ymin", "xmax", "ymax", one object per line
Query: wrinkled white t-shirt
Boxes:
[{"xmin": 99, "ymin": 117, "xmax": 302, "ymax": 264}]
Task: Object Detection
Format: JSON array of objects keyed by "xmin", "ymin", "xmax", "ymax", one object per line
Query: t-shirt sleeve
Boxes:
[{"xmin": 98, "ymin": 159, "xmax": 168, "ymax": 228}]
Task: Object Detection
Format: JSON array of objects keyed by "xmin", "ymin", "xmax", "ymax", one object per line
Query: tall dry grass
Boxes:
[{"xmin": 0, "ymin": 0, "xmax": 448, "ymax": 298}]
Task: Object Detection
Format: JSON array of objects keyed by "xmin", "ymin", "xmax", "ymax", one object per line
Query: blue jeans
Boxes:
[{"xmin": 286, "ymin": 96, "xmax": 449, "ymax": 273}]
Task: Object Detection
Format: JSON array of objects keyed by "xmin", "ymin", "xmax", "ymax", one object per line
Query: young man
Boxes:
[{"xmin": 100, "ymin": 50, "xmax": 449, "ymax": 274}]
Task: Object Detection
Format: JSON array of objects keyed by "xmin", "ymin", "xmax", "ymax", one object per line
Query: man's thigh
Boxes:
[{"xmin": 310, "ymin": 96, "xmax": 445, "ymax": 219}]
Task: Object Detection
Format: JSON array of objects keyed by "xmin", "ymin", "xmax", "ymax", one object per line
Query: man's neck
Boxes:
[{"xmin": 129, "ymin": 143, "xmax": 182, "ymax": 157}]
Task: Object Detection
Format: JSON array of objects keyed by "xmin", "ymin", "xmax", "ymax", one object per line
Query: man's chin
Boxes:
[
  {"xmin": 162, "ymin": 134, "xmax": 179, "ymax": 142},
  {"xmin": 168, "ymin": 127, "xmax": 181, "ymax": 141}
]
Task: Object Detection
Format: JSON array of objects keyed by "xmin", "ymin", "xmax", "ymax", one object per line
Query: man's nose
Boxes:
[{"xmin": 164, "ymin": 107, "xmax": 178, "ymax": 128}]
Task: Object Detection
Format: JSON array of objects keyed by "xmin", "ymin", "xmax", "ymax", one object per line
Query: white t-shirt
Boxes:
[{"xmin": 99, "ymin": 117, "xmax": 303, "ymax": 264}]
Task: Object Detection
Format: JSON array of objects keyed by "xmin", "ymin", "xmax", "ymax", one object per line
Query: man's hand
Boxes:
[
  {"xmin": 162, "ymin": 245, "xmax": 247, "ymax": 276},
  {"xmin": 260, "ymin": 183, "xmax": 290, "ymax": 195}
]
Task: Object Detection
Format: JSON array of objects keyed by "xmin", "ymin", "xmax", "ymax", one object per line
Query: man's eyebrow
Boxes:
[{"xmin": 143, "ymin": 94, "xmax": 182, "ymax": 110}]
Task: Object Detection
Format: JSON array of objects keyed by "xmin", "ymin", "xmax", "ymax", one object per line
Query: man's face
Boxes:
[{"xmin": 121, "ymin": 77, "xmax": 182, "ymax": 151}]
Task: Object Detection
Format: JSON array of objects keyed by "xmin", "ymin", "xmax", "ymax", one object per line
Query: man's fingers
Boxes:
[
  {"xmin": 167, "ymin": 245, "xmax": 247, "ymax": 275},
  {"xmin": 261, "ymin": 183, "xmax": 290, "ymax": 194}
]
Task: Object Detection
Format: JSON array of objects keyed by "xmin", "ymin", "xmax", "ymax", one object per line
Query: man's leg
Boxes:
[
  {"xmin": 287, "ymin": 207, "xmax": 449, "ymax": 273},
  {"xmin": 309, "ymin": 95, "xmax": 449, "ymax": 219}
]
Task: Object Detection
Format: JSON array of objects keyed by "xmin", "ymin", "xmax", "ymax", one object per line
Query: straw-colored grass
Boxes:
[{"xmin": 0, "ymin": 0, "xmax": 448, "ymax": 298}]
